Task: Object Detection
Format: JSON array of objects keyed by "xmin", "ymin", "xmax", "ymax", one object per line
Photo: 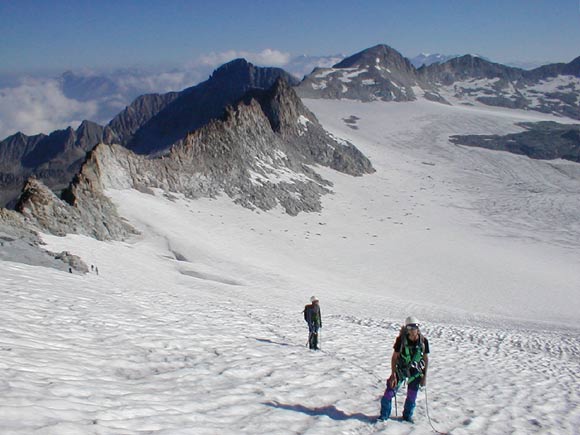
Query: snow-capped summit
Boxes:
[{"xmin": 296, "ymin": 44, "xmax": 426, "ymax": 102}]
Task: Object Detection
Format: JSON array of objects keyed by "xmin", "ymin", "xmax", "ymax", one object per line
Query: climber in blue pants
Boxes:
[{"xmin": 379, "ymin": 316, "xmax": 429, "ymax": 423}]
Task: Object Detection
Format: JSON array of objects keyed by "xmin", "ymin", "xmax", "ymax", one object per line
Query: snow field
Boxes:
[{"xmin": 1, "ymin": 98, "xmax": 579, "ymax": 434}]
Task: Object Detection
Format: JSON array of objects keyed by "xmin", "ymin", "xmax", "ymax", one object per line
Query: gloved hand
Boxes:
[{"xmin": 387, "ymin": 374, "xmax": 397, "ymax": 389}]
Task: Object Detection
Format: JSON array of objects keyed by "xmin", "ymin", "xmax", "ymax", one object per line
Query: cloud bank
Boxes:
[
  {"xmin": 0, "ymin": 49, "xmax": 343, "ymax": 140},
  {"xmin": 0, "ymin": 78, "xmax": 99, "ymax": 139}
]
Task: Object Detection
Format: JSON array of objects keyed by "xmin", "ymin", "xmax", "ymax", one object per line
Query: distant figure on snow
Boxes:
[
  {"xmin": 95, "ymin": 266, "xmax": 99, "ymax": 276},
  {"xmin": 303, "ymin": 296, "xmax": 322, "ymax": 350},
  {"xmin": 378, "ymin": 316, "xmax": 429, "ymax": 423}
]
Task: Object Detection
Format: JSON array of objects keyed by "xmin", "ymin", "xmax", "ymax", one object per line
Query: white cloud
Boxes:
[
  {"xmin": 0, "ymin": 78, "xmax": 98, "ymax": 138},
  {"xmin": 0, "ymin": 69, "xmax": 207, "ymax": 140},
  {"xmin": 198, "ymin": 49, "xmax": 292, "ymax": 68}
]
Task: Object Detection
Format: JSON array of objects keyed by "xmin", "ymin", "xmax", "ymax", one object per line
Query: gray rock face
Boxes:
[
  {"xmin": 0, "ymin": 205, "xmax": 88, "ymax": 272},
  {"xmin": 94, "ymin": 79, "xmax": 373, "ymax": 217},
  {"xmin": 296, "ymin": 44, "xmax": 435, "ymax": 102}
]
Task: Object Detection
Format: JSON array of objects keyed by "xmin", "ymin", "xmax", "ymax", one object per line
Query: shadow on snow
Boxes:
[
  {"xmin": 255, "ymin": 338, "xmax": 291, "ymax": 347},
  {"xmin": 263, "ymin": 401, "xmax": 376, "ymax": 423}
]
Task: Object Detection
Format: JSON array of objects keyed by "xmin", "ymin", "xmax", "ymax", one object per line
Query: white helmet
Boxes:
[
  {"xmin": 310, "ymin": 296, "xmax": 319, "ymax": 302},
  {"xmin": 405, "ymin": 316, "xmax": 420, "ymax": 326}
]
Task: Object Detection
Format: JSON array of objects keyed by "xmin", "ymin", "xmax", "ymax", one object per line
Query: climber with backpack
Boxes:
[
  {"xmin": 378, "ymin": 316, "xmax": 429, "ymax": 423},
  {"xmin": 303, "ymin": 296, "xmax": 322, "ymax": 350}
]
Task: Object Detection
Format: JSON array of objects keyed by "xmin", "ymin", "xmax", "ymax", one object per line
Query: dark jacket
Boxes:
[{"xmin": 304, "ymin": 303, "xmax": 322, "ymax": 327}]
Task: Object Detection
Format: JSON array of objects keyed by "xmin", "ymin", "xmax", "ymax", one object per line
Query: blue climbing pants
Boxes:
[{"xmin": 379, "ymin": 377, "xmax": 420, "ymax": 420}]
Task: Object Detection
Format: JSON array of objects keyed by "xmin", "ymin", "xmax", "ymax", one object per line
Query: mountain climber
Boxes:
[
  {"xmin": 378, "ymin": 316, "xmax": 429, "ymax": 423},
  {"xmin": 303, "ymin": 296, "xmax": 322, "ymax": 350}
]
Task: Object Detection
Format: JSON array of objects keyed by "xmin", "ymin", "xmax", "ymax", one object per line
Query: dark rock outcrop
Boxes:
[
  {"xmin": 0, "ymin": 121, "xmax": 114, "ymax": 207},
  {"xmin": 106, "ymin": 92, "xmax": 180, "ymax": 146},
  {"xmin": 450, "ymin": 122, "xmax": 580, "ymax": 163}
]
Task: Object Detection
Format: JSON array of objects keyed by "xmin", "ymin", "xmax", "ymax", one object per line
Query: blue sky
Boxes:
[{"xmin": 1, "ymin": 0, "xmax": 579, "ymax": 74}]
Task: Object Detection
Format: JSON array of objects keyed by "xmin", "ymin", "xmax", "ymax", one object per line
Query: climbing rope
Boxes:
[{"xmin": 424, "ymin": 386, "xmax": 448, "ymax": 434}]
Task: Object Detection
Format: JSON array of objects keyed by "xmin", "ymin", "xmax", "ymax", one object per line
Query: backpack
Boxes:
[{"xmin": 303, "ymin": 305, "xmax": 310, "ymax": 322}]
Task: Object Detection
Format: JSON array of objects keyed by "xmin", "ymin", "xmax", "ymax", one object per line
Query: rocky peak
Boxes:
[
  {"xmin": 209, "ymin": 58, "xmax": 299, "ymax": 88},
  {"xmin": 125, "ymin": 59, "xmax": 299, "ymax": 155},
  {"xmin": 296, "ymin": 44, "xmax": 425, "ymax": 102},
  {"xmin": 334, "ymin": 44, "xmax": 416, "ymax": 77}
]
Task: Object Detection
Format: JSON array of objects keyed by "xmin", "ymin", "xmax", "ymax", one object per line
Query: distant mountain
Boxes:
[
  {"xmin": 418, "ymin": 55, "xmax": 525, "ymax": 84},
  {"xmin": 420, "ymin": 54, "xmax": 580, "ymax": 119},
  {"xmin": 60, "ymin": 71, "xmax": 121, "ymax": 102},
  {"xmin": 410, "ymin": 53, "xmax": 461, "ymax": 68},
  {"xmin": 57, "ymin": 70, "xmax": 189, "ymax": 130},
  {"xmin": 297, "ymin": 45, "xmax": 579, "ymax": 121},
  {"xmin": 284, "ymin": 54, "xmax": 346, "ymax": 79},
  {"xmin": 296, "ymin": 44, "xmax": 441, "ymax": 102},
  {"xmin": 504, "ymin": 60, "xmax": 550, "ymax": 70}
]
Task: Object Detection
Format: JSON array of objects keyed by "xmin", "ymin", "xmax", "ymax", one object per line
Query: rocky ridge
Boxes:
[
  {"xmin": 420, "ymin": 55, "xmax": 580, "ymax": 119},
  {"xmin": 6, "ymin": 77, "xmax": 373, "ymax": 244}
]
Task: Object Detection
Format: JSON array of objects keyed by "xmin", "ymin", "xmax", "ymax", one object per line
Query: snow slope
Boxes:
[{"xmin": 1, "ymin": 99, "xmax": 579, "ymax": 434}]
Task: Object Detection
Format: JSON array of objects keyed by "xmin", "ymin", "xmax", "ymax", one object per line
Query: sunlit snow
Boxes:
[{"xmin": 1, "ymin": 98, "xmax": 579, "ymax": 434}]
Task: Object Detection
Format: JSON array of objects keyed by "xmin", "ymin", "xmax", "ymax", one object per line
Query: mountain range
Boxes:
[
  {"xmin": 0, "ymin": 43, "xmax": 579, "ymax": 264},
  {"xmin": 298, "ymin": 45, "xmax": 580, "ymax": 119}
]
